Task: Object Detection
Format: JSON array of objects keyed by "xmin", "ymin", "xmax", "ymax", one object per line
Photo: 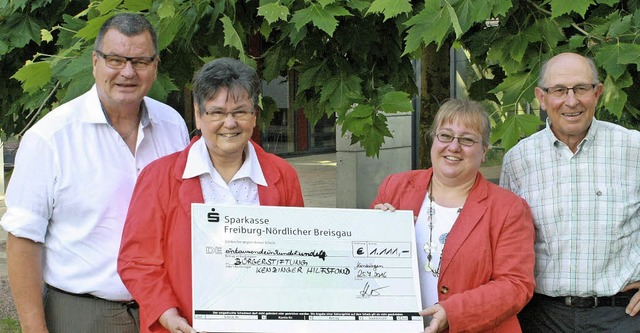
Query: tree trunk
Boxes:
[{"xmin": 419, "ymin": 42, "xmax": 452, "ymax": 169}]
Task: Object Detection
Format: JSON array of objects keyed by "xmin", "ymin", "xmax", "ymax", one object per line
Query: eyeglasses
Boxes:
[
  {"xmin": 541, "ymin": 83, "xmax": 597, "ymax": 98},
  {"xmin": 203, "ymin": 110, "xmax": 255, "ymax": 122},
  {"xmin": 95, "ymin": 50, "xmax": 157, "ymax": 70},
  {"xmin": 435, "ymin": 133, "xmax": 479, "ymax": 147}
]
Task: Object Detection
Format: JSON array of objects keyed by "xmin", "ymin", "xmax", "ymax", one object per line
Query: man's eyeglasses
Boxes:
[
  {"xmin": 435, "ymin": 133, "xmax": 478, "ymax": 147},
  {"xmin": 541, "ymin": 83, "xmax": 597, "ymax": 98},
  {"xmin": 203, "ymin": 110, "xmax": 255, "ymax": 122},
  {"xmin": 95, "ymin": 50, "xmax": 157, "ymax": 70}
]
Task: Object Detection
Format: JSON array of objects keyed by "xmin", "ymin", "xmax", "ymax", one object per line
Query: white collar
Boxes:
[{"xmin": 183, "ymin": 137, "xmax": 267, "ymax": 186}]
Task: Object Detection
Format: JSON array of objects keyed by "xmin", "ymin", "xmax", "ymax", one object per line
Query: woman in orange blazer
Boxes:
[
  {"xmin": 371, "ymin": 99, "xmax": 535, "ymax": 333},
  {"xmin": 118, "ymin": 58, "xmax": 304, "ymax": 333}
]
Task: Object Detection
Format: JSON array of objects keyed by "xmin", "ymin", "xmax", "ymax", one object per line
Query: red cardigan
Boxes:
[
  {"xmin": 118, "ymin": 138, "xmax": 304, "ymax": 332},
  {"xmin": 370, "ymin": 169, "xmax": 535, "ymax": 333}
]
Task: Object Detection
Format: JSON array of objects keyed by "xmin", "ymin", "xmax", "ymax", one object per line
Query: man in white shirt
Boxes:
[{"xmin": 0, "ymin": 13, "xmax": 189, "ymax": 332}]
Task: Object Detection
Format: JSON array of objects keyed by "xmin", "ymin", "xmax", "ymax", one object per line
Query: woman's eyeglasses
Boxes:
[{"xmin": 435, "ymin": 133, "xmax": 478, "ymax": 147}]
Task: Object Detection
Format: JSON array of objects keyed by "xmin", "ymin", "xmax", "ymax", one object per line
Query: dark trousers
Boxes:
[
  {"xmin": 44, "ymin": 285, "xmax": 139, "ymax": 333},
  {"xmin": 519, "ymin": 293, "xmax": 640, "ymax": 333}
]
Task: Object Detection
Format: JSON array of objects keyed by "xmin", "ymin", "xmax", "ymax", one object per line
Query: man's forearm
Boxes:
[{"xmin": 7, "ymin": 233, "xmax": 48, "ymax": 332}]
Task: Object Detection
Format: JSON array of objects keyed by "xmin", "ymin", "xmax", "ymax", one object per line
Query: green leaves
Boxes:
[
  {"xmin": 602, "ymin": 73, "xmax": 633, "ymax": 119},
  {"xmin": 337, "ymin": 90, "xmax": 413, "ymax": 157},
  {"xmin": 6, "ymin": 15, "xmax": 43, "ymax": 48},
  {"xmin": 158, "ymin": 1, "xmax": 176, "ymax": 19},
  {"xmin": 367, "ymin": 0, "xmax": 413, "ymax": 21},
  {"xmin": 454, "ymin": 0, "xmax": 492, "ymax": 33},
  {"xmin": 534, "ymin": 17, "xmax": 568, "ymax": 50},
  {"xmin": 0, "ymin": 40, "xmax": 8, "ymax": 55},
  {"xmin": 617, "ymin": 43, "xmax": 640, "ymax": 68},
  {"xmin": 3, "ymin": 0, "xmax": 640, "ymax": 156},
  {"xmin": 291, "ymin": 3, "xmax": 352, "ymax": 36},
  {"xmin": 156, "ymin": 12, "xmax": 182, "ymax": 51},
  {"xmin": 594, "ymin": 43, "xmax": 627, "ymax": 80},
  {"xmin": 40, "ymin": 29, "xmax": 54, "ymax": 43},
  {"xmin": 123, "ymin": 0, "xmax": 152, "ymax": 12},
  {"xmin": 491, "ymin": 113, "xmax": 543, "ymax": 151},
  {"xmin": 343, "ymin": 104, "xmax": 374, "ymax": 136},
  {"xmin": 404, "ymin": 2, "xmax": 451, "ymax": 54},
  {"xmin": 77, "ymin": 15, "xmax": 111, "ymax": 41},
  {"xmin": 380, "ymin": 91, "xmax": 413, "ymax": 113},
  {"xmin": 360, "ymin": 113, "xmax": 394, "ymax": 157},
  {"xmin": 258, "ymin": 3, "xmax": 290, "ymax": 24},
  {"xmin": 549, "ymin": 0, "xmax": 595, "ymax": 18},
  {"xmin": 221, "ymin": 16, "xmax": 244, "ymax": 56},
  {"xmin": 320, "ymin": 75, "xmax": 363, "ymax": 112},
  {"xmin": 490, "ymin": 71, "xmax": 538, "ymax": 111},
  {"xmin": 97, "ymin": 0, "xmax": 123, "ymax": 15},
  {"xmin": 12, "ymin": 61, "xmax": 52, "ymax": 94},
  {"xmin": 341, "ymin": 104, "xmax": 395, "ymax": 157},
  {"xmin": 404, "ymin": 0, "xmax": 514, "ymax": 55},
  {"xmin": 148, "ymin": 72, "xmax": 179, "ymax": 103}
]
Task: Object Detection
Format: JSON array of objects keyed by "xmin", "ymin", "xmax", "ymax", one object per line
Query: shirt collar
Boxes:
[
  {"xmin": 84, "ymin": 85, "xmax": 150, "ymax": 127},
  {"xmin": 544, "ymin": 117, "xmax": 599, "ymax": 151},
  {"xmin": 100, "ymin": 101, "xmax": 149, "ymax": 128},
  {"xmin": 242, "ymin": 143, "xmax": 268, "ymax": 186},
  {"xmin": 183, "ymin": 138, "xmax": 267, "ymax": 186},
  {"xmin": 140, "ymin": 102, "xmax": 150, "ymax": 126},
  {"xmin": 183, "ymin": 137, "xmax": 210, "ymax": 179}
]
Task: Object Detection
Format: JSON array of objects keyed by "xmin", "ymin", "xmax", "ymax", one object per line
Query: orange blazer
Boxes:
[
  {"xmin": 118, "ymin": 138, "xmax": 304, "ymax": 333},
  {"xmin": 371, "ymin": 169, "xmax": 535, "ymax": 332}
]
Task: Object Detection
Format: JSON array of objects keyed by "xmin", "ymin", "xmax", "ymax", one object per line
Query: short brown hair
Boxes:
[{"xmin": 429, "ymin": 99, "xmax": 491, "ymax": 147}]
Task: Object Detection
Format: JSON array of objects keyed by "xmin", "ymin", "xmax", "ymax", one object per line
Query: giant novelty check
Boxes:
[{"xmin": 191, "ymin": 204, "xmax": 423, "ymax": 332}]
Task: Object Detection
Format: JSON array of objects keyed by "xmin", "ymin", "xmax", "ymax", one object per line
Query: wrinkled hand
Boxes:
[
  {"xmin": 159, "ymin": 308, "xmax": 197, "ymax": 333},
  {"xmin": 373, "ymin": 203, "xmax": 396, "ymax": 211},
  {"xmin": 420, "ymin": 304, "xmax": 449, "ymax": 333},
  {"xmin": 622, "ymin": 281, "xmax": 640, "ymax": 316}
]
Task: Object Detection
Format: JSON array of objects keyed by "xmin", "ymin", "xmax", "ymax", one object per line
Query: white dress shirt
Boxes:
[
  {"xmin": 0, "ymin": 85, "xmax": 189, "ymax": 301},
  {"xmin": 182, "ymin": 137, "xmax": 267, "ymax": 205}
]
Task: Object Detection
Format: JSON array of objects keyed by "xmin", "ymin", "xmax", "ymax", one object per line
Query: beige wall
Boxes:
[{"xmin": 336, "ymin": 113, "xmax": 413, "ymax": 208}]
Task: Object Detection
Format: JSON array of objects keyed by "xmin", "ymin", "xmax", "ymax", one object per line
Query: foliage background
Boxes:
[{"xmin": 2, "ymin": 0, "xmax": 639, "ymax": 159}]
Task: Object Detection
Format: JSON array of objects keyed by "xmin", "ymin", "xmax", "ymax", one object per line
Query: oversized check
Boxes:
[{"xmin": 191, "ymin": 204, "xmax": 423, "ymax": 332}]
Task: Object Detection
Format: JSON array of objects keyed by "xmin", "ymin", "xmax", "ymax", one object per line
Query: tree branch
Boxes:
[
  {"xmin": 526, "ymin": 0, "xmax": 603, "ymax": 42},
  {"xmin": 19, "ymin": 81, "xmax": 61, "ymax": 138}
]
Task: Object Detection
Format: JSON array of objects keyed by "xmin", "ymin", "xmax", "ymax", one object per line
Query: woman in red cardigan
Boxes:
[
  {"xmin": 118, "ymin": 58, "xmax": 304, "ymax": 333},
  {"xmin": 372, "ymin": 99, "xmax": 535, "ymax": 333}
]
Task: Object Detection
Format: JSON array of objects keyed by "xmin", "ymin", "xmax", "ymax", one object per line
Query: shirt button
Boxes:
[
  {"xmin": 440, "ymin": 286, "xmax": 449, "ymax": 294},
  {"xmin": 596, "ymin": 190, "xmax": 602, "ymax": 196}
]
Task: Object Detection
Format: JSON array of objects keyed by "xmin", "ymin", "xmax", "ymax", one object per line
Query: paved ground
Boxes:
[{"xmin": 285, "ymin": 153, "xmax": 337, "ymax": 208}]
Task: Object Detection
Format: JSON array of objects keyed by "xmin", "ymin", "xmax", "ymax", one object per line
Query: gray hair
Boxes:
[
  {"xmin": 192, "ymin": 58, "xmax": 260, "ymax": 115},
  {"xmin": 538, "ymin": 54, "xmax": 600, "ymax": 87},
  {"xmin": 429, "ymin": 99, "xmax": 491, "ymax": 147},
  {"xmin": 94, "ymin": 13, "xmax": 158, "ymax": 55}
]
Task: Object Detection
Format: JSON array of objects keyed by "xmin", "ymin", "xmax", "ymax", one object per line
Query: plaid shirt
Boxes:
[{"xmin": 500, "ymin": 119, "xmax": 640, "ymax": 297}]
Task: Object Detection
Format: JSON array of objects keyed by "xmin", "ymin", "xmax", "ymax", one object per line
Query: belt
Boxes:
[
  {"xmin": 536, "ymin": 290, "xmax": 636, "ymax": 308},
  {"xmin": 46, "ymin": 284, "xmax": 139, "ymax": 309}
]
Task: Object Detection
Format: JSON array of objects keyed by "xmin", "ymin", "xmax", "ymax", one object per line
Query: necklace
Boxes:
[
  {"xmin": 99, "ymin": 103, "xmax": 141, "ymax": 140},
  {"xmin": 119, "ymin": 113, "xmax": 140, "ymax": 140},
  {"xmin": 423, "ymin": 181, "xmax": 442, "ymax": 277},
  {"xmin": 423, "ymin": 181, "xmax": 462, "ymax": 277}
]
